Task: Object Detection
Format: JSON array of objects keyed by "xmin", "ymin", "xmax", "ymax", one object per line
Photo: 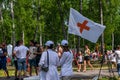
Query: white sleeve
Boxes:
[
  {"xmin": 13, "ymin": 47, "xmax": 18, "ymax": 54},
  {"xmin": 26, "ymin": 47, "xmax": 29, "ymax": 51},
  {"xmin": 60, "ymin": 53, "xmax": 67, "ymax": 66},
  {"xmin": 39, "ymin": 52, "xmax": 46, "ymax": 66},
  {"xmin": 14, "ymin": 47, "xmax": 17, "ymax": 51},
  {"xmin": 56, "ymin": 53, "xmax": 60, "ymax": 66}
]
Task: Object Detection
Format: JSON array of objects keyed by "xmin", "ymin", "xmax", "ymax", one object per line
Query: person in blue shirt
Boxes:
[{"xmin": 0, "ymin": 42, "xmax": 10, "ymax": 78}]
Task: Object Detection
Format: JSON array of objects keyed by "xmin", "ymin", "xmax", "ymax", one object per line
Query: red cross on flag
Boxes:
[{"xmin": 68, "ymin": 8, "xmax": 106, "ymax": 43}]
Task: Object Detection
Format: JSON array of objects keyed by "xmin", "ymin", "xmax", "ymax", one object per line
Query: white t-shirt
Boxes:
[
  {"xmin": 115, "ymin": 50, "xmax": 120, "ymax": 64},
  {"xmin": 13, "ymin": 46, "xmax": 19, "ymax": 60},
  {"xmin": 28, "ymin": 46, "xmax": 37, "ymax": 59},
  {"xmin": 7, "ymin": 44, "xmax": 13, "ymax": 57},
  {"xmin": 110, "ymin": 53, "xmax": 116, "ymax": 62},
  {"xmin": 0, "ymin": 48, "xmax": 3, "ymax": 56},
  {"xmin": 16, "ymin": 45, "xmax": 29, "ymax": 59},
  {"xmin": 78, "ymin": 55, "xmax": 83, "ymax": 62}
]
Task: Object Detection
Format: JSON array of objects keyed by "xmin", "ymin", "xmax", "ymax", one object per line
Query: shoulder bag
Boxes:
[{"xmin": 41, "ymin": 51, "xmax": 49, "ymax": 72}]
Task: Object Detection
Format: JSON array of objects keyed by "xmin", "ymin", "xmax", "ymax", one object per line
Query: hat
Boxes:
[
  {"xmin": 45, "ymin": 41, "xmax": 54, "ymax": 47},
  {"xmin": 61, "ymin": 40, "xmax": 68, "ymax": 46}
]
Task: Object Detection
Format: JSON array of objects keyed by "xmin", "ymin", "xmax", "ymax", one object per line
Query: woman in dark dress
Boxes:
[{"xmin": 34, "ymin": 43, "xmax": 43, "ymax": 75}]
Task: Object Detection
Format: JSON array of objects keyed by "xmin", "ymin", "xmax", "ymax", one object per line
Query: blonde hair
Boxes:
[{"xmin": 79, "ymin": 51, "xmax": 82, "ymax": 55}]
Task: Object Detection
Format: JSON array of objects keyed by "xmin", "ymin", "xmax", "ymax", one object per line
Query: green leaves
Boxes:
[{"xmin": 0, "ymin": 0, "xmax": 120, "ymax": 49}]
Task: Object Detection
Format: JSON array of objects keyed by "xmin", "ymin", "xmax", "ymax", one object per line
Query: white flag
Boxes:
[{"xmin": 68, "ymin": 8, "xmax": 106, "ymax": 43}]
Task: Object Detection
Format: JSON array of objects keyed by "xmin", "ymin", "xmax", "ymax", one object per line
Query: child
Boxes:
[{"xmin": 77, "ymin": 51, "xmax": 83, "ymax": 72}]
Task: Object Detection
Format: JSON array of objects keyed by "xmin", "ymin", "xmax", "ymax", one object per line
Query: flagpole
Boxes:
[
  {"xmin": 10, "ymin": 0, "xmax": 15, "ymax": 47},
  {"xmin": 98, "ymin": 0, "xmax": 104, "ymax": 79},
  {"xmin": 76, "ymin": 0, "xmax": 82, "ymax": 54},
  {"xmin": 57, "ymin": 0, "xmax": 67, "ymax": 39},
  {"xmin": 111, "ymin": 15, "xmax": 114, "ymax": 51}
]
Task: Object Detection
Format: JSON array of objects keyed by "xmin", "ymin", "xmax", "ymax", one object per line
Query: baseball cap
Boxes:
[
  {"xmin": 45, "ymin": 40, "xmax": 54, "ymax": 46},
  {"xmin": 61, "ymin": 40, "xmax": 68, "ymax": 46}
]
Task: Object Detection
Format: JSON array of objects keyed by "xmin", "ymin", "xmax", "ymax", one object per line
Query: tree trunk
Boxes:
[
  {"xmin": 33, "ymin": 0, "xmax": 40, "ymax": 43},
  {"xmin": 99, "ymin": 0, "xmax": 104, "ymax": 54},
  {"xmin": 57, "ymin": 0, "xmax": 67, "ymax": 39},
  {"xmin": 22, "ymin": 31, "xmax": 24, "ymax": 44},
  {"xmin": 10, "ymin": 1, "xmax": 15, "ymax": 47},
  {"xmin": 34, "ymin": 26, "xmax": 38, "ymax": 42},
  {"xmin": 0, "ymin": 5, "xmax": 2, "ymax": 42},
  {"xmin": 38, "ymin": 1, "xmax": 42, "ymax": 46},
  {"xmin": 112, "ymin": 32, "xmax": 114, "ymax": 50},
  {"xmin": 110, "ymin": 14, "xmax": 114, "ymax": 50},
  {"xmin": 0, "ymin": 5, "xmax": 3, "ymax": 23},
  {"xmin": 0, "ymin": 4, "xmax": 4, "ymax": 42}
]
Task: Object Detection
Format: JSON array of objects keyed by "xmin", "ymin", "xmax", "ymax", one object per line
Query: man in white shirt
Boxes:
[
  {"xmin": 110, "ymin": 50, "xmax": 116, "ymax": 68},
  {"xmin": 28, "ymin": 40, "xmax": 37, "ymax": 76},
  {"xmin": 60, "ymin": 40, "xmax": 73, "ymax": 80},
  {"xmin": 15, "ymin": 40, "xmax": 29, "ymax": 79}
]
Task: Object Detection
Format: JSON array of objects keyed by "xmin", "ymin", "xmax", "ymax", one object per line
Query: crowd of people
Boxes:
[
  {"xmin": 0, "ymin": 40, "xmax": 73, "ymax": 80},
  {"xmin": 76, "ymin": 45, "xmax": 94, "ymax": 72},
  {"xmin": 0, "ymin": 40, "xmax": 120, "ymax": 80}
]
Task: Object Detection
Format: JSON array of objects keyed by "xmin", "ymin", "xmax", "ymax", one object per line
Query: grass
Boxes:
[
  {"xmin": 0, "ymin": 61, "xmax": 119, "ymax": 80},
  {"xmin": 0, "ymin": 66, "xmax": 15, "ymax": 77},
  {"xmin": 98, "ymin": 77, "xmax": 119, "ymax": 80},
  {"xmin": 0, "ymin": 62, "xmax": 113, "ymax": 77}
]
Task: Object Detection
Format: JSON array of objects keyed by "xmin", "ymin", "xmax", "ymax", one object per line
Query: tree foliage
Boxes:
[{"xmin": 0, "ymin": 0, "xmax": 120, "ymax": 50}]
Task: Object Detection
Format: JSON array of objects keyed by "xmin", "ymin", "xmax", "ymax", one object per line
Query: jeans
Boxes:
[
  {"xmin": 0, "ymin": 57, "xmax": 7, "ymax": 70},
  {"xmin": 117, "ymin": 63, "xmax": 120, "ymax": 76},
  {"xmin": 17, "ymin": 58, "xmax": 26, "ymax": 71}
]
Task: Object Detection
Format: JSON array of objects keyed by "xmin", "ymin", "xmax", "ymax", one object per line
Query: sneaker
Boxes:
[
  {"xmin": 77, "ymin": 70, "xmax": 80, "ymax": 72},
  {"xmin": 83, "ymin": 70, "xmax": 86, "ymax": 72}
]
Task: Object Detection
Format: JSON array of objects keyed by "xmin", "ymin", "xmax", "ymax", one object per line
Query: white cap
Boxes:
[
  {"xmin": 45, "ymin": 41, "xmax": 54, "ymax": 46},
  {"xmin": 61, "ymin": 40, "xmax": 68, "ymax": 46}
]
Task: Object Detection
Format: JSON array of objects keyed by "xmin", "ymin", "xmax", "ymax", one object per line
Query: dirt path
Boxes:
[{"xmin": 0, "ymin": 69, "xmax": 118, "ymax": 80}]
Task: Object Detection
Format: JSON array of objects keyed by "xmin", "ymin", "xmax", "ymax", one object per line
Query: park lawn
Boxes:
[
  {"xmin": 0, "ymin": 62, "xmax": 118, "ymax": 80},
  {"xmin": 0, "ymin": 63, "xmax": 113, "ymax": 77},
  {"xmin": 98, "ymin": 77, "xmax": 119, "ymax": 80},
  {"xmin": 0, "ymin": 66, "xmax": 36, "ymax": 77},
  {"xmin": 0, "ymin": 66, "xmax": 15, "ymax": 77}
]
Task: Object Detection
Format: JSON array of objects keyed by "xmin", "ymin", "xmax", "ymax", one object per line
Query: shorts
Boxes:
[
  {"xmin": 84, "ymin": 56, "xmax": 90, "ymax": 61},
  {"xmin": 78, "ymin": 62, "xmax": 83, "ymax": 64},
  {"xmin": 17, "ymin": 58, "xmax": 26, "ymax": 71},
  {"xmin": 36, "ymin": 56, "xmax": 40, "ymax": 67},
  {"xmin": 0, "ymin": 58, "xmax": 7, "ymax": 70},
  {"xmin": 28, "ymin": 58, "xmax": 36, "ymax": 67},
  {"xmin": 14, "ymin": 60, "xmax": 18, "ymax": 70}
]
